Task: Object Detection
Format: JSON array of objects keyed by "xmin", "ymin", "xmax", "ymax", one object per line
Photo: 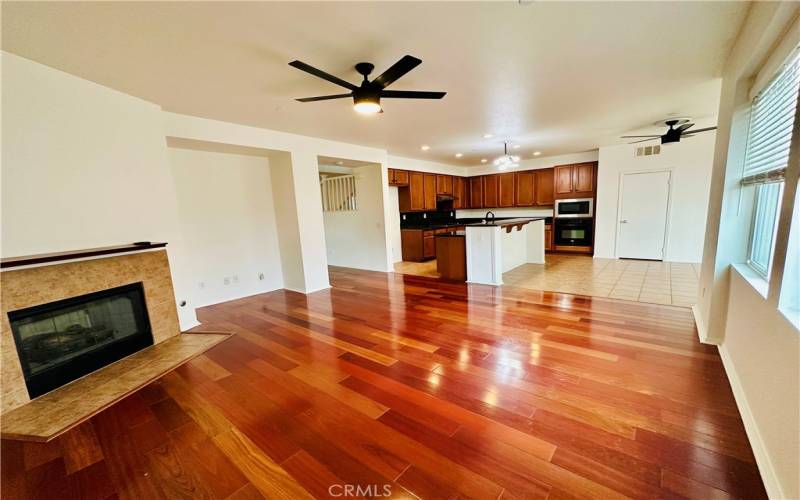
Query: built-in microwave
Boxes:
[{"xmin": 555, "ymin": 198, "xmax": 593, "ymax": 218}]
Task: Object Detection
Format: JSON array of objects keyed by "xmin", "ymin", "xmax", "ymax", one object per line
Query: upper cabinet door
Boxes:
[
  {"xmin": 469, "ymin": 176, "xmax": 484, "ymax": 208},
  {"xmin": 515, "ymin": 171, "xmax": 535, "ymax": 206},
  {"xmin": 554, "ymin": 166, "xmax": 573, "ymax": 195},
  {"xmin": 453, "ymin": 177, "xmax": 464, "ymax": 209},
  {"xmin": 498, "ymin": 173, "xmax": 515, "ymax": 207},
  {"xmin": 573, "ymin": 163, "xmax": 595, "ymax": 195},
  {"xmin": 408, "ymin": 171, "xmax": 425, "ymax": 210},
  {"xmin": 436, "ymin": 175, "xmax": 453, "ymax": 195},
  {"xmin": 423, "ymin": 173, "xmax": 437, "ymax": 210},
  {"xmin": 483, "ymin": 175, "xmax": 499, "ymax": 207},
  {"xmin": 393, "ymin": 169, "xmax": 409, "ymax": 186},
  {"xmin": 535, "ymin": 168, "xmax": 555, "ymax": 205}
]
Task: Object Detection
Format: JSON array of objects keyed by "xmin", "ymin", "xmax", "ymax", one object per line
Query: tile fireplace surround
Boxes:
[{"xmin": 1, "ymin": 248, "xmax": 182, "ymax": 413}]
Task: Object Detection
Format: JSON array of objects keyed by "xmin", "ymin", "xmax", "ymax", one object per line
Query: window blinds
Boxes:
[{"xmin": 742, "ymin": 49, "xmax": 800, "ymax": 185}]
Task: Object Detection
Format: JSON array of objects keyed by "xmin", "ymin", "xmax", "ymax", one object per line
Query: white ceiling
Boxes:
[{"xmin": 1, "ymin": 1, "xmax": 748, "ymax": 165}]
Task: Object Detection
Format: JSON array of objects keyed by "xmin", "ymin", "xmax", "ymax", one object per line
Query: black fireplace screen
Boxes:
[{"xmin": 8, "ymin": 282, "xmax": 154, "ymax": 398}]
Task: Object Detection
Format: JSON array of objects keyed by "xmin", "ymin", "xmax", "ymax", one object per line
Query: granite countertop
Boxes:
[{"xmin": 463, "ymin": 217, "xmax": 547, "ymax": 227}]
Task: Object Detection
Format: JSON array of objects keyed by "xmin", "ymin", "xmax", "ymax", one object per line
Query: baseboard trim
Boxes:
[{"xmin": 717, "ymin": 344, "xmax": 784, "ymax": 499}]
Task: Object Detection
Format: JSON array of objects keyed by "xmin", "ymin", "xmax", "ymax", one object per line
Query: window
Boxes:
[
  {"xmin": 743, "ymin": 49, "xmax": 800, "ymax": 279},
  {"xmin": 747, "ymin": 182, "xmax": 783, "ymax": 277}
]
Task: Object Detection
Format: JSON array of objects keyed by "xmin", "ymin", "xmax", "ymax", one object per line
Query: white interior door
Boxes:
[{"xmin": 617, "ymin": 171, "xmax": 671, "ymax": 260}]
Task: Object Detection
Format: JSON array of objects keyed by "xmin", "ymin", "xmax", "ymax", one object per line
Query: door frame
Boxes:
[{"xmin": 613, "ymin": 168, "xmax": 674, "ymax": 260}]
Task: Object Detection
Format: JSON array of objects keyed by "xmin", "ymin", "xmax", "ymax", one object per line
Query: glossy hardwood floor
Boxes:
[{"xmin": 1, "ymin": 267, "xmax": 765, "ymax": 499}]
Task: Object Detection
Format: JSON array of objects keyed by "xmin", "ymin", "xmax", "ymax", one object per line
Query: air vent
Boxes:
[{"xmin": 635, "ymin": 145, "xmax": 661, "ymax": 157}]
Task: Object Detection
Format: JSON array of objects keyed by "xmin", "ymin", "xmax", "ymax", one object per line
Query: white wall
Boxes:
[
  {"xmin": 594, "ymin": 133, "xmax": 716, "ymax": 263},
  {"xmin": 0, "ymin": 51, "xmax": 198, "ymax": 329},
  {"xmin": 164, "ymin": 112, "xmax": 396, "ymax": 291},
  {"xmin": 388, "ymin": 155, "xmax": 468, "ymax": 176},
  {"xmin": 168, "ymin": 148, "xmax": 283, "ymax": 306},
  {"xmin": 321, "ymin": 165, "xmax": 389, "ymax": 271},
  {"xmin": 721, "ymin": 267, "xmax": 800, "ymax": 500}
]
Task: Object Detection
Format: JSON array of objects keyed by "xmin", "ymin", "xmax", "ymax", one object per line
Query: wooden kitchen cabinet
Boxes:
[
  {"xmin": 555, "ymin": 166, "xmax": 574, "ymax": 195},
  {"xmin": 453, "ymin": 176, "xmax": 468, "ymax": 209},
  {"xmin": 535, "ymin": 168, "xmax": 555, "ymax": 205},
  {"xmin": 573, "ymin": 163, "xmax": 595, "ymax": 195},
  {"xmin": 483, "ymin": 175, "xmax": 499, "ymax": 208},
  {"xmin": 498, "ymin": 173, "xmax": 515, "ymax": 207},
  {"xmin": 554, "ymin": 163, "xmax": 596, "ymax": 199},
  {"xmin": 398, "ymin": 171, "xmax": 426, "ymax": 211},
  {"xmin": 388, "ymin": 168, "xmax": 409, "ymax": 186},
  {"xmin": 423, "ymin": 232, "xmax": 435, "ymax": 259},
  {"xmin": 423, "ymin": 174, "xmax": 437, "ymax": 210},
  {"xmin": 469, "ymin": 176, "xmax": 484, "ymax": 208},
  {"xmin": 436, "ymin": 175, "xmax": 453, "ymax": 195},
  {"xmin": 401, "ymin": 229, "xmax": 436, "ymax": 261},
  {"xmin": 544, "ymin": 223, "xmax": 552, "ymax": 251},
  {"xmin": 515, "ymin": 171, "xmax": 535, "ymax": 206}
]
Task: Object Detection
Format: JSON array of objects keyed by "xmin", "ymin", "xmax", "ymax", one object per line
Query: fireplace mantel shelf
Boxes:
[
  {"xmin": 1, "ymin": 242, "xmax": 168, "ymax": 269},
  {"xmin": 0, "ymin": 331, "xmax": 232, "ymax": 442}
]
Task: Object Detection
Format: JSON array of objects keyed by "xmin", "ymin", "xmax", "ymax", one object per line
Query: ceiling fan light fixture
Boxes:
[{"xmin": 353, "ymin": 96, "xmax": 382, "ymax": 114}]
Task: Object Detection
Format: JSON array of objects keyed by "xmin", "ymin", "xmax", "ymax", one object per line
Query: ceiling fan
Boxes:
[
  {"xmin": 621, "ymin": 119, "xmax": 717, "ymax": 145},
  {"xmin": 289, "ymin": 55, "xmax": 446, "ymax": 114}
]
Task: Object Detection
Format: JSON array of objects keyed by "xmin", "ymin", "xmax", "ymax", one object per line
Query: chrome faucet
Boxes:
[{"xmin": 485, "ymin": 211, "xmax": 495, "ymax": 224}]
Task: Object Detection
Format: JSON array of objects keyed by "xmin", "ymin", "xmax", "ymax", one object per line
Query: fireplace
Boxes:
[{"xmin": 8, "ymin": 282, "xmax": 154, "ymax": 398}]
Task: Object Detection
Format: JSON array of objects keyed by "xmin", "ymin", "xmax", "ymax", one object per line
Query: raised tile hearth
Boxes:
[{"xmin": 0, "ymin": 331, "xmax": 230, "ymax": 442}]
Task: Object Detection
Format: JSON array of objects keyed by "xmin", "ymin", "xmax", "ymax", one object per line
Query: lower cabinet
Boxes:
[
  {"xmin": 401, "ymin": 229, "xmax": 436, "ymax": 262},
  {"xmin": 423, "ymin": 233, "xmax": 435, "ymax": 259},
  {"xmin": 544, "ymin": 223, "xmax": 552, "ymax": 251}
]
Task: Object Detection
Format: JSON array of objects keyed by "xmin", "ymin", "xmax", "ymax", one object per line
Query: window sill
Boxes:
[{"xmin": 731, "ymin": 263, "xmax": 769, "ymax": 299}]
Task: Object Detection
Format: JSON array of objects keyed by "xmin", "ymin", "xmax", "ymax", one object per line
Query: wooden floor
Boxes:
[{"xmin": 1, "ymin": 267, "xmax": 765, "ymax": 499}]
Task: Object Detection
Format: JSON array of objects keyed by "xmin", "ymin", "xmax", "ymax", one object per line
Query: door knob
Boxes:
[{"xmin": 620, "ymin": 220, "xmax": 630, "ymax": 223}]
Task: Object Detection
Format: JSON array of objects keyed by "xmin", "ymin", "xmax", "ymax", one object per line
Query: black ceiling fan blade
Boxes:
[
  {"xmin": 295, "ymin": 93, "xmax": 352, "ymax": 102},
  {"xmin": 380, "ymin": 90, "xmax": 446, "ymax": 99},
  {"xmin": 620, "ymin": 135, "xmax": 661, "ymax": 138},
  {"xmin": 372, "ymin": 55, "xmax": 422, "ymax": 89},
  {"xmin": 676, "ymin": 123, "xmax": 695, "ymax": 134},
  {"xmin": 629, "ymin": 138, "xmax": 659, "ymax": 144},
  {"xmin": 683, "ymin": 126, "xmax": 718, "ymax": 135},
  {"xmin": 289, "ymin": 60, "xmax": 357, "ymax": 90}
]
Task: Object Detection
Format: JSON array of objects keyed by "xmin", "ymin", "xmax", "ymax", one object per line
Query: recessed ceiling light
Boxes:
[
  {"xmin": 337, "ymin": 161, "xmax": 344, "ymax": 165},
  {"xmin": 421, "ymin": 145, "xmax": 430, "ymax": 151},
  {"xmin": 481, "ymin": 158, "xmax": 488, "ymax": 163},
  {"xmin": 533, "ymin": 151, "xmax": 541, "ymax": 156},
  {"xmin": 513, "ymin": 144, "xmax": 521, "ymax": 149},
  {"xmin": 455, "ymin": 153, "xmax": 463, "ymax": 158},
  {"xmin": 483, "ymin": 133, "xmax": 493, "ymax": 139}
]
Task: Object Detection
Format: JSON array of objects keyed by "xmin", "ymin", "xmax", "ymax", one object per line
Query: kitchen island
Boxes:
[{"xmin": 464, "ymin": 217, "xmax": 547, "ymax": 285}]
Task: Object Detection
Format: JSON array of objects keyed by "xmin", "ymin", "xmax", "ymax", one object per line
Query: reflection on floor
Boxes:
[
  {"xmin": 503, "ymin": 254, "xmax": 701, "ymax": 307},
  {"xmin": 393, "ymin": 259, "xmax": 440, "ymax": 278}
]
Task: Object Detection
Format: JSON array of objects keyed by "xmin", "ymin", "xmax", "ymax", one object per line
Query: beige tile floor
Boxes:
[{"xmin": 502, "ymin": 254, "xmax": 701, "ymax": 307}]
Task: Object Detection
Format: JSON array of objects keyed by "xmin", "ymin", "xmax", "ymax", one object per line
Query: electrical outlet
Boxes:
[
  {"xmin": 423, "ymin": 213, "xmax": 427, "ymax": 218},
  {"xmin": 258, "ymin": 273, "xmax": 265, "ymax": 281},
  {"xmin": 223, "ymin": 277, "xmax": 231, "ymax": 285},
  {"xmin": 198, "ymin": 281, "xmax": 205, "ymax": 289},
  {"xmin": 402, "ymin": 214, "xmax": 407, "ymax": 220},
  {"xmin": 232, "ymin": 275, "xmax": 239, "ymax": 284}
]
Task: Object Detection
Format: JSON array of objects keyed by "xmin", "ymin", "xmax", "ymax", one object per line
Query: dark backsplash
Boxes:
[{"xmin": 400, "ymin": 211, "xmax": 456, "ymax": 228}]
